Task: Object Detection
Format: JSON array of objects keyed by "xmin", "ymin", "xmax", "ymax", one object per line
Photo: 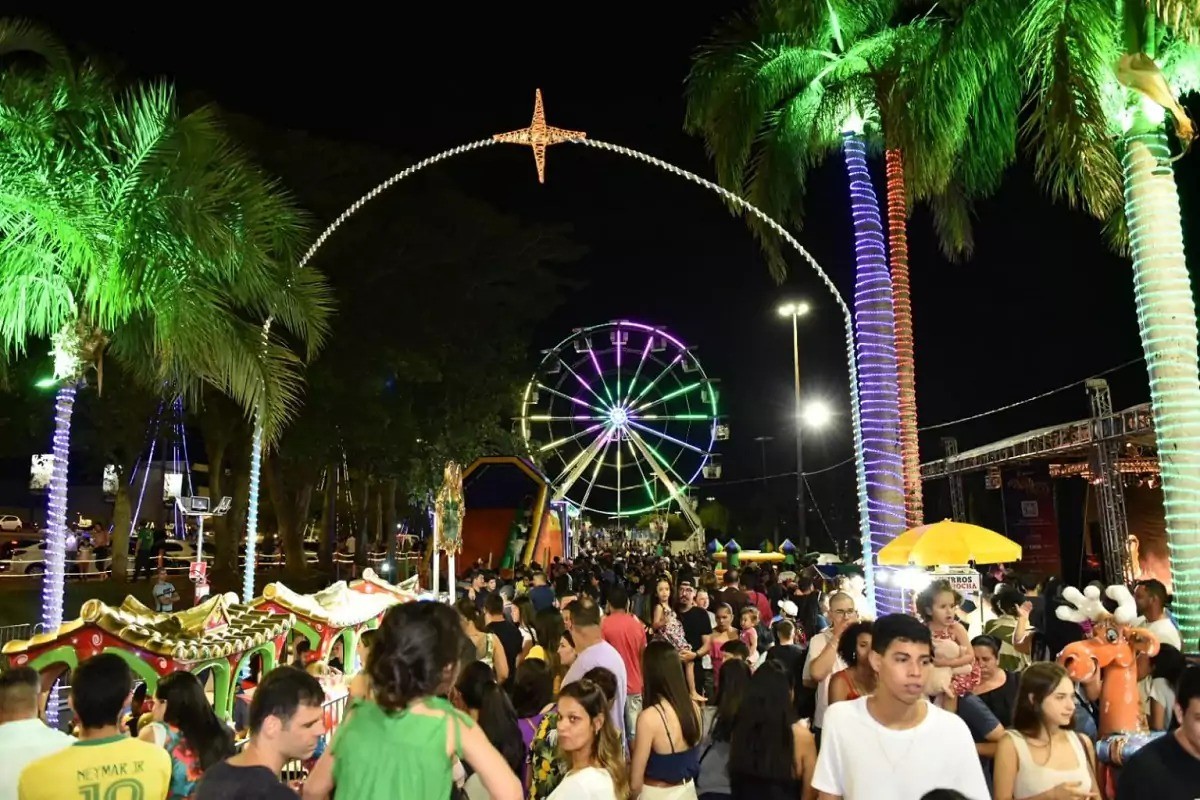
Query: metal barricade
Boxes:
[{"xmin": 0, "ymin": 623, "xmax": 34, "ymax": 646}]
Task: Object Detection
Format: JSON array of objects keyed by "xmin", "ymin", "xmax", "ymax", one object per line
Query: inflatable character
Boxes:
[{"xmin": 1055, "ymin": 584, "xmax": 1160, "ymax": 738}]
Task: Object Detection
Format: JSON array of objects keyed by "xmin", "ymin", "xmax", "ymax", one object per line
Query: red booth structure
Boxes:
[
  {"xmin": 1, "ymin": 592, "xmax": 292, "ymax": 720},
  {"xmin": 252, "ymin": 580, "xmax": 398, "ymax": 669}
]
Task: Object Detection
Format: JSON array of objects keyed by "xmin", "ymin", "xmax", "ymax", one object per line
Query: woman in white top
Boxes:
[
  {"xmin": 548, "ymin": 678, "xmax": 627, "ymax": 800},
  {"xmin": 993, "ymin": 662, "xmax": 1100, "ymax": 800}
]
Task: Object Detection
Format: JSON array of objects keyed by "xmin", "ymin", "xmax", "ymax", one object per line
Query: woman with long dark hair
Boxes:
[
  {"xmin": 728, "ymin": 666, "xmax": 817, "ymax": 800},
  {"xmin": 512, "ymin": 595, "xmax": 538, "ymax": 661},
  {"xmin": 140, "ymin": 671, "xmax": 235, "ymax": 799},
  {"xmin": 529, "ymin": 608, "xmax": 567, "ymax": 691},
  {"xmin": 695, "ymin": 659, "xmax": 752, "ymax": 800},
  {"xmin": 992, "ymin": 662, "xmax": 1100, "ymax": 800},
  {"xmin": 457, "ymin": 598, "xmax": 510, "ymax": 685},
  {"xmin": 827, "ymin": 621, "xmax": 875, "ymax": 706},
  {"xmin": 300, "ymin": 601, "xmax": 521, "ymax": 800},
  {"xmin": 630, "ymin": 641, "xmax": 703, "ymax": 799},
  {"xmin": 454, "ymin": 662, "xmax": 526, "ymax": 799},
  {"xmin": 512, "ymin": 658, "xmax": 556, "ymax": 789},
  {"xmin": 549, "ymin": 679, "xmax": 628, "ymax": 800}
]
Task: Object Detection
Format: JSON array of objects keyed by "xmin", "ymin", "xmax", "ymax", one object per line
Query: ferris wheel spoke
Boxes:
[
  {"xmin": 634, "ymin": 380, "xmax": 703, "ymax": 414},
  {"xmin": 559, "ymin": 359, "xmax": 611, "ymax": 409},
  {"xmin": 627, "ymin": 419, "xmax": 711, "ymax": 457},
  {"xmin": 615, "ymin": 440, "xmax": 622, "ymax": 518},
  {"xmin": 629, "ymin": 355, "xmax": 682, "ymax": 408},
  {"xmin": 537, "ymin": 383, "xmax": 607, "ymax": 415},
  {"xmin": 526, "ymin": 415, "xmax": 609, "ymax": 422},
  {"xmin": 627, "ymin": 438, "xmax": 658, "ymax": 506},
  {"xmin": 585, "ymin": 346, "xmax": 615, "ymax": 405},
  {"xmin": 621, "ymin": 337, "xmax": 654, "ymax": 407},
  {"xmin": 579, "ymin": 436, "xmax": 612, "ymax": 511},
  {"xmin": 626, "ymin": 426, "xmax": 693, "ymax": 491},
  {"xmin": 626, "ymin": 429, "xmax": 693, "ymax": 515},
  {"xmin": 638, "ymin": 413, "xmax": 712, "ymax": 421},
  {"xmin": 552, "ymin": 426, "xmax": 612, "ymax": 500},
  {"xmin": 537, "ymin": 422, "xmax": 606, "ymax": 454}
]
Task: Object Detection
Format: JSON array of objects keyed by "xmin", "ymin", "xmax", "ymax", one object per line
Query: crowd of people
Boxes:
[{"xmin": 0, "ymin": 550, "xmax": 1197, "ymax": 800}]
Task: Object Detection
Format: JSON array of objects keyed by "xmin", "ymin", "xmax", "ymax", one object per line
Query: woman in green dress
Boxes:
[{"xmin": 301, "ymin": 602, "xmax": 522, "ymax": 800}]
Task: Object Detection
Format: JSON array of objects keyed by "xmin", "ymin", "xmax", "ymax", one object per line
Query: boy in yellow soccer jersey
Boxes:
[{"xmin": 19, "ymin": 653, "xmax": 170, "ymax": 800}]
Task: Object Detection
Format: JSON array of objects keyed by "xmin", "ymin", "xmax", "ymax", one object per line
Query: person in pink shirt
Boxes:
[{"xmin": 602, "ymin": 585, "xmax": 646, "ymax": 745}]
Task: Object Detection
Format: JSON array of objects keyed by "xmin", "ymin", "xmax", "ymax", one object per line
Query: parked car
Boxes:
[
  {"xmin": 3, "ymin": 537, "xmax": 204, "ymax": 576},
  {"xmin": 0, "ymin": 515, "xmax": 24, "ymax": 532}
]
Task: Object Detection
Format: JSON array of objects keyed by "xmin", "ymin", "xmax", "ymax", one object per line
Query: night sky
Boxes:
[{"xmin": 21, "ymin": 4, "xmax": 1198, "ymax": 544}]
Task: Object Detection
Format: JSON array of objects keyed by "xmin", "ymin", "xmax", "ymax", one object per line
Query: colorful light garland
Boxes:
[
  {"xmin": 886, "ymin": 149, "xmax": 923, "ymax": 530},
  {"xmin": 42, "ymin": 384, "xmax": 76, "ymax": 726},
  {"xmin": 1122, "ymin": 129, "xmax": 1200, "ymax": 644},
  {"xmin": 843, "ymin": 134, "xmax": 905, "ymax": 615}
]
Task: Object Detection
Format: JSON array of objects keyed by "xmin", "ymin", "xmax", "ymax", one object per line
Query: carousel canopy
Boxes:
[
  {"xmin": 258, "ymin": 580, "xmax": 397, "ymax": 628},
  {"xmin": 2, "ymin": 592, "xmax": 293, "ymax": 664}
]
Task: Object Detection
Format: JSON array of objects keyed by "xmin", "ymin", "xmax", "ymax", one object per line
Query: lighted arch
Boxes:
[
  {"xmin": 228, "ymin": 643, "xmax": 276, "ymax": 718},
  {"xmin": 27, "ymin": 645, "xmax": 79, "ymax": 676},
  {"xmin": 245, "ymin": 136, "xmax": 878, "ymax": 611},
  {"xmin": 101, "ymin": 647, "xmax": 161, "ymax": 691},
  {"xmin": 188, "ymin": 659, "xmax": 232, "ymax": 720},
  {"xmin": 336, "ymin": 628, "xmax": 358, "ymax": 670}
]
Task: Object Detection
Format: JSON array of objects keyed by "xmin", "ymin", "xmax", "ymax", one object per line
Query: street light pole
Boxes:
[
  {"xmin": 777, "ymin": 302, "xmax": 810, "ymax": 552},
  {"xmin": 789, "ymin": 312, "xmax": 805, "ymax": 553},
  {"xmin": 752, "ymin": 435, "xmax": 773, "ymax": 490}
]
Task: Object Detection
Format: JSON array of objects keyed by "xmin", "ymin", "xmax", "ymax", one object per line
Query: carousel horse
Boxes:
[{"xmin": 1055, "ymin": 584, "xmax": 1161, "ymax": 764}]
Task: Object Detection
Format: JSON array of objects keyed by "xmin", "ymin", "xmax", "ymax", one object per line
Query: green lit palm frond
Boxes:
[
  {"xmin": 0, "ymin": 18, "xmax": 71, "ymax": 74},
  {"xmin": 926, "ymin": 180, "xmax": 977, "ymax": 261},
  {"xmin": 1018, "ymin": 0, "xmax": 1124, "ymax": 219},
  {"xmin": 1160, "ymin": 32, "xmax": 1200, "ymax": 95},
  {"xmin": 1156, "ymin": 0, "xmax": 1200, "ymax": 43},
  {"xmin": 0, "ymin": 31, "xmax": 333, "ymax": 433},
  {"xmin": 686, "ymin": 0, "xmax": 904, "ymax": 276},
  {"xmin": 890, "ymin": 1, "xmax": 1023, "ymax": 198}
]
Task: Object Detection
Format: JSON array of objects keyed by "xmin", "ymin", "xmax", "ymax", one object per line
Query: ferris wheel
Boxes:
[{"xmin": 519, "ymin": 320, "xmax": 725, "ymax": 526}]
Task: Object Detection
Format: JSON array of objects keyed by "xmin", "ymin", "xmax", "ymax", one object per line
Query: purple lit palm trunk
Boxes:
[
  {"xmin": 41, "ymin": 384, "xmax": 76, "ymax": 726},
  {"xmin": 842, "ymin": 134, "xmax": 905, "ymax": 615}
]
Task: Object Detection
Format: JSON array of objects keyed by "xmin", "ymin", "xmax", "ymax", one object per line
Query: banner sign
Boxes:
[{"xmin": 1001, "ymin": 464, "xmax": 1062, "ymax": 578}]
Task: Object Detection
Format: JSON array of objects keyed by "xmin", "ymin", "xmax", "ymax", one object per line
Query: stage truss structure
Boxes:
[{"xmin": 519, "ymin": 321, "xmax": 723, "ymax": 534}]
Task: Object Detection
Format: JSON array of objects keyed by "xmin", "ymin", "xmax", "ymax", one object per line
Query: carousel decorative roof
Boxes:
[
  {"xmin": 258, "ymin": 580, "xmax": 397, "ymax": 628},
  {"xmin": 1, "ymin": 593, "xmax": 293, "ymax": 663},
  {"xmin": 350, "ymin": 569, "xmax": 420, "ymax": 602}
]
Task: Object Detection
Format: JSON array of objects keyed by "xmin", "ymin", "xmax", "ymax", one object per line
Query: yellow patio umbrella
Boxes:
[{"xmin": 877, "ymin": 520, "xmax": 1021, "ymax": 566}]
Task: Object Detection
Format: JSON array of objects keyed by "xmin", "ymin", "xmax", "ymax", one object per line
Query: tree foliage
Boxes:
[
  {"xmin": 223, "ymin": 120, "xmax": 584, "ymax": 538},
  {"xmin": 0, "ymin": 19, "xmax": 334, "ymax": 437}
]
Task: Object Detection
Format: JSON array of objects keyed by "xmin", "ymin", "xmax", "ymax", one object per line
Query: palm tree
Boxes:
[
  {"xmin": 1016, "ymin": 0, "xmax": 1200, "ymax": 641},
  {"xmin": 0, "ymin": 22, "xmax": 332, "ymax": 631},
  {"xmin": 687, "ymin": 0, "xmax": 925, "ymax": 611}
]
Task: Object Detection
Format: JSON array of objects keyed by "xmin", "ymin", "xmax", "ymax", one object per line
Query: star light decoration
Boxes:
[{"xmin": 494, "ymin": 89, "xmax": 586, "ymax": 183}]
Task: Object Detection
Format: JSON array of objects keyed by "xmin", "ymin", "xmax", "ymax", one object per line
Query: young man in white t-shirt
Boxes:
[{"xmin": 813, "ymin": 613, "xmax": 989, "ymax": 800}]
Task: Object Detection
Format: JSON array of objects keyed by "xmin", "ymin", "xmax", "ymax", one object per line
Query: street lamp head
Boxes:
[
  {"xmin": 801, "ymin": 400, "xmax": 834, "ymax": 429},
  {"xmin": 776, "ymin": 301, "xmax": 811, "ymax": 318}
]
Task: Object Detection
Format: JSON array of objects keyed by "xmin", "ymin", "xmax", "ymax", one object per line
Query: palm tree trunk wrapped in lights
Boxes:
[
  {"xmin": 885, "ymin": 149, "xmax": 923, "ymax": 529},
  {"xmin": 843, "ymin": 132, "xmax": 906, "ymax": 613},
  {"xmin": 1121, "ymin": 125, "xmax": 1200, "ymax": 641},
  {"xmin": 1014, "ymin": 0, "xmax": 1200, "ymax": 644}
]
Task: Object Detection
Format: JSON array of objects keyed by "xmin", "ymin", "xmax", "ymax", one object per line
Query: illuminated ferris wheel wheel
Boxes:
[{"xmin": 519, "ymin": 320, "xmax": 725, "ymax": 525}]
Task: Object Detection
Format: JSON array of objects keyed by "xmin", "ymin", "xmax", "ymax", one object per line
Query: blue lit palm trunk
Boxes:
[
  {"xmin": 842, "ymin": 133, "xmax": 905, "ymax": 615},
  {"xmin": 41, "ymin": 384, "xmax": 76, "ymax": 726},
  {"xmin": 244, "ymin": 415, "xmax": 263, "ymax": 602},
  {"xmin": 1122, "ymin": 126, "xmax": 1200, "ymax": 645}
]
